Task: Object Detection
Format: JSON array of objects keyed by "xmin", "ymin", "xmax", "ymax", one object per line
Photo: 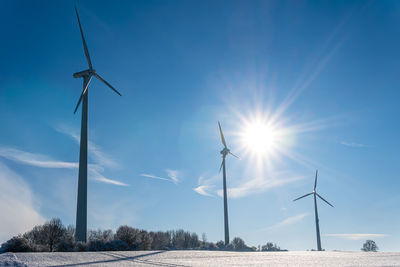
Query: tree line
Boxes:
[{"xmin": 0, "ymin": 218, "xmax": 286, "ymax": 253}]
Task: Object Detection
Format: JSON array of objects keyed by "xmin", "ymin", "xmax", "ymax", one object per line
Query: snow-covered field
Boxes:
[{"xmin": 1, "ymin": 250, "xmax": 400, "ymax": 266}]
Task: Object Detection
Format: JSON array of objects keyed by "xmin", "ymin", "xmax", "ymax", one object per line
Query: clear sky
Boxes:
[{"xmin": 1, "ymin": 0, "xmax": 400, "ymax": 251}]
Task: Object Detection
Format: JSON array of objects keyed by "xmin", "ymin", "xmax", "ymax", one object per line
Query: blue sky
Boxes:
[{"xmin": 1, "ymin": 0, "xmax": 400, "ymax": 251}]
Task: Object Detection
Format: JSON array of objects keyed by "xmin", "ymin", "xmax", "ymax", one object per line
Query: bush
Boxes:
[
  {"xmin": 231, "ymin": 237, "xmax": 249, "ymax": 251},
  {"xmin": 262, "ymin": 242, "xmax": 282, "ymax": 251},
  {"xmin": 115, "ymin": 226, "xmax": 142, "ymax": 250},
  {"xmin": 87, "ymin": 229, "xmax": 114, "ymax": 251},
  {"xmin": 55, "ymin": 229, "xmax": 75, "ymax": 252},
  {"xmin": 1, "ymin": 218, "xmax": 262, "ymax": 253},
  {"xmin": 216, "ymin": 240, "xmax": 225, "ymax": 250},
  {"xmin": 56, "ymin": 239, "xmax": 75, "ymax": 252},
  {"xmin": 362, "ymin": 240, "xmax": 378, "ymax": 252},
  {"xmin": 23, "ymin": 218, "xmax": 66, "ymax": 252},
  {"xmin": 88, "ymin": 229, "xmax": 113, "ymax": 243},
  {"xmin": 138, "ymin": 230, "xmax": 153, "ymax": 250},
  {"xmin": 74, "ymin": 241, "xmax": 88, "ymax": 252},
  {"xmin": 150, "ymin": 231, "xmax": 171, "ymax": 250},
  {"xmin": 105, "ymin": 240, "xmax": 130, "ymax": 251},
  {"xmin": 1, "ymin": 236, "xmax": 33, "ymax": 252}
]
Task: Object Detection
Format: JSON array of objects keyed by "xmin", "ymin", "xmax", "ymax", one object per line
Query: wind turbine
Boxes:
[
  {"xmin": 293, "ymin": 170, "xmax": 333, "ymax": 251},
  {"xmin": 218, "ymin": 121, "xmax": 239, "ymax": 245},
  {"xmin": 73, "ymin": 6, "xmax": 122, "ymax": 242}
]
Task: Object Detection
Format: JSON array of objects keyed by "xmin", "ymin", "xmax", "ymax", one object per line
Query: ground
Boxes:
[{"xmin": 1, "ymin": 250, "xmax": 400, "ymax": 266}]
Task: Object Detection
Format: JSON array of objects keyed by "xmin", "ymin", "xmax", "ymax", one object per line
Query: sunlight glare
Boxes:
[{"xmin": 242, "ymin": 121, "xmax": 278, "ymax": 156}]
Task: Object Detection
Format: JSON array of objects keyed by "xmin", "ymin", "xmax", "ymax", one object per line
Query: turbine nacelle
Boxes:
[
  {"xmin": 220, "ymin": 147, "xmax": 230, "ymax": 156},
  {"xmin": 73, "ymin": 69, "xmax": 95, "ymax": 78}
]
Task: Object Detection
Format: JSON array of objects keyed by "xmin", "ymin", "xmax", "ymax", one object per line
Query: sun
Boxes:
[{"xmin": 241, "ymin": 120, "xmax": 279, "ymax": 156}]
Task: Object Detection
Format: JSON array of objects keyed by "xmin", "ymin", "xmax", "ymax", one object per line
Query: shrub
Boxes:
[
  {"xmin": 105, "ymin": 240, "xmax": 130, "ymax": 251},
  {"xmin": 74, "ymin": 241, "xmax": 88, "ymax": 252},
  {"xmin": 1, "ymin": 236, "xmax": 33, "ymax": 252},
  {"xmin": 115, "ymin": 226, "xmax": 141, "ymax": 249},
  {"xmin": 262, "ymin": 242, "xmax": 282, "ymax": 251},
  {"xmin": 362, "ymin": 240, "xmax": 378, "ymax": 252}
]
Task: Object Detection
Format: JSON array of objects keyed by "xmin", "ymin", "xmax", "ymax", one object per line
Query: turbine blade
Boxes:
[
  {"xmin": 229, "ymin": 151, "xmax": 239, "ymax": 159},
  {"xmin": 317, "ymin": 193, "xmax": 334, "ymax": 207},
  {"xmin": 293, "ymin": 192, "xmax": 313, "ymax": 202},
  {"xmin": 75, "ymin": 6, "xmax": 93, "ymax": 69},
  {"xmin": 94, "ymin": 73, "xmax": 122, "ymax": 96},
  {"xmin": 219, "ymin": 160, "xmax": 223, "ymax": 173},
  {"xmin": 218, "ymin": 121, "xmax": 227, "ymax": 148},
  {"xmin": 74, "ymin": 75, "xmax": 93, "ymax": 114},
  {"xmin": 314, "ymin": 170, "xmax": 318, "ymax": 190}
]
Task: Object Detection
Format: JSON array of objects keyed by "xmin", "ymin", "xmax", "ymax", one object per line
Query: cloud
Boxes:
[
  {"xmin": 340, "ymin": 141, "xmax": 366, "ymax": 148},
  {"xmin": 140, "ymin": 169, "xmax": 180, "ymax": 184},
  {"xmin": 263, "ymin": 213, "xmax": 309, "ymax": 231},
  {"xmin": 217, "ymin": 176, "xmax": 304, "ymax": 199},
  {"xmin": 55, "ymin": 126, "xmax": 117, "ymax": 168},
  {"xmin": 324, "ymin": 233, "xmax": 388, "ymax": 240},
  {"xmin": 0, "ymin": 146, "xmax": 127, "ymax": 187},
  {"xmin": 89, "ymin": 167, "xmax": 128, "ymax": 186},
  {"xmin": 193, "ymin": 174, "xmax": 219, "ymax": 197},
  {"xmin": 0, "ymin": 147, "xmax": 77, "ymax": 169},
  {"xmin": 166, "ymin": 169, "xmax": 180, "ymax": 184},
  {"xmin": 194, "ymin": 172, "xmax": 303, "ymax": 199},
  {"xmin": 0, "ymin": 162, "xmax": 45, "ymax": 243},
  {"xmin": 193, "ymin": 185, "xmax": 215, "ymax": 197},
  {"xmin": 140, "ymin": 174, "xmax": 171, "ymax": 182}
]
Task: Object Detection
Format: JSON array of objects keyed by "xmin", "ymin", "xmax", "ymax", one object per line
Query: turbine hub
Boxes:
[
  {"xmin": 73, "ymin": 69, "xmax": 95, "ymax": 78},
  {"xmin": 220, "ymin": 147, "xmax": 230, "ymax": 156}
]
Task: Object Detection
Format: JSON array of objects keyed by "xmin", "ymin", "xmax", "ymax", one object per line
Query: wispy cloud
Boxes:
[
  {"xmin": 55, "ymin": 125, "xmax": 118, "ymax": 168},
  {"xmin": 0, "ymin": 146, "xmax": 128, "ymax": 187},
  {"xmin": 193, "ymin": 185, "xmax": 215, "ymax": 197},
  {"xmin": 325, "ymin": 233, "xmax": 388, "ymax": 240},
  {"xmin": 89, "ymin": 167, "xmax": 128, "ymax": 186},
  {"xmin": 340, "ymin": 141, "xmax": 366, "ymax": 148},
  {"xmin": 0, "ymin": 147, "xmax": 77, "ymax": 169},
  {"xmin": 140, "ymin": 169, "xmax": 180, "ymax": 184},
  {"xmin": 217, "ymin": 176, "xmax": 304, "ymax": 199},
  {"xmin": 262, "ymin": 213, "xmax": 309, "ymax": 231},
  {"xmin": 0, "ymin": 162, "xmax": 45, "ymax": 243},
  {"xmin": 166, "ymin": 169, "xmax": 180, "ymax": 184},
  {"xmin": 194, "ymin": 172, "xmax": 303, "ymax": 199},
  {"xmin": 140, "ymin": 174, "xmax": 172, "ymax": 182},
  {"xmin": 193, "ymin": 174, "xmax": 219, "ymax": 197}
]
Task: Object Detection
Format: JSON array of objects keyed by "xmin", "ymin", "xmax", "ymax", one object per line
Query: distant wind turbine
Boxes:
[
  {"xmin": 218, "ymin": 121, "xmax": 239, "ymax": 245},
  {"xmin": 293, "ymin": 170, "xmax": 333, "ymax": 251},
  {"xmin": 73, "ymin": 6, "xmax": 122, "ymax": 242}
]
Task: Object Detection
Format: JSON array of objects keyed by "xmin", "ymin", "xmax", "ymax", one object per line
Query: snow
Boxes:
[{"xmin": 1, "ymin": 250, "xmax": 400, "ymax": 266}]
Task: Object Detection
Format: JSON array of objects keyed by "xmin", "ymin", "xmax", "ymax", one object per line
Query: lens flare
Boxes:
[{"xmin": 243, "ymin": 122, "xmax": 278, "ymax": 156}]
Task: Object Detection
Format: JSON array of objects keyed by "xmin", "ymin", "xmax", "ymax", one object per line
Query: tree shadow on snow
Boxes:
[{"xmin": 49, "ymin": 250, "xmax": 188, "ymax": 267}]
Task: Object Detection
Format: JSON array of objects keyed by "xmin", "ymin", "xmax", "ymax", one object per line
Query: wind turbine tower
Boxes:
[
  {"xmin": 218, "ymin": 122, "xmax": 239, "ymax": 245},
  {"xmin": 293, "ymin": 170, "xmax": 333, "ymax": 251},
  {"xmin": 73, "ymin": 7, "xmax": 122, "ymax": 242}
]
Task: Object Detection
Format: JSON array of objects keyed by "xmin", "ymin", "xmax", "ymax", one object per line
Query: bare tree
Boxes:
[
  {"xmin": 43, "ymin": 218, "xmax": 66, "ymax": 252},
  {"xmin": 150, "ymin": 231, "xmax": 171, "ymax": 250},
  {"xmin": 115, "ymin": 226, "xmax": 141, "ymax": 249},
  {"xmin": 231, "ymin": 237, "xmax": 248, "ymax": 251}
]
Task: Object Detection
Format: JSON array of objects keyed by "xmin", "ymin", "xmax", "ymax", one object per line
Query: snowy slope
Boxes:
[{"xmin": 1, "ymin": 251, "xmax": 400, "ymax": 266}]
